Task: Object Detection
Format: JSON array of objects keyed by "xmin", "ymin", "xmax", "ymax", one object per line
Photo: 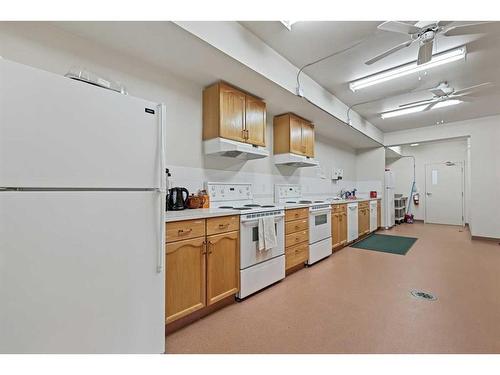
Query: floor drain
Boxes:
[{"xmin": 410, "ymin": 290, "xmax": 437, "ymax": 301}]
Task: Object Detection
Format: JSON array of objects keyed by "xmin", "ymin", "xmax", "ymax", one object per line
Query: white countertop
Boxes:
[
  {"xmin": 165, "ymin": 208, "xmax": 241, "ymax": 222},
  {"xmin": 284, "ymin": 197, "xmax": 380, "ymax": 209}
]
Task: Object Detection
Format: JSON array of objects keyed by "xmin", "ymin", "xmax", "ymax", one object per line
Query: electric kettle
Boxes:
[{"xmin": 167, "ymin": 187, "xmax": 189, "ymax": 211}]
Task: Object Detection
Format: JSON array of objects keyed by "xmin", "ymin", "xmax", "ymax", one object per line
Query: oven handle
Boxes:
[
  {"xmin": 309, "ymin": 209, "xmax": 332, "ymax": 215},
  {"xmin": 240, "ymin": 214, "xmax": 285, "ymax": 224}
]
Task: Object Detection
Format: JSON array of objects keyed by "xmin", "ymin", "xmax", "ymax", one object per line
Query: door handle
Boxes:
[{"xmin": 426, "ymin": 192, "xmax": 432, "ymax": 196}]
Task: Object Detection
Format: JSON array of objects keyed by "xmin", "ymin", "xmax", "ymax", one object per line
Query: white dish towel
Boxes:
[{"xmin": 258, "ymin": 216, "xmax": 277, "ymax": 251}]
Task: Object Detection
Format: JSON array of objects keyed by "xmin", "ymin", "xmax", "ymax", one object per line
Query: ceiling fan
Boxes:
[
  {"xmin": 397, "ymin": 81, "xmax": 492, "ymax": 111},
  {"xmin": 365, "ymin": 21, "xmax": 488, "ymax": 66}
]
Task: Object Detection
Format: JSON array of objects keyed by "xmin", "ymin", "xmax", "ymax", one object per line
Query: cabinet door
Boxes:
[
  {"xmin": 301, "ymin": 121, "xmax": 315, "ymax": 158},
  {"xmin": 166, "ymin": 237, "xmax": 206, "ymax": 324},
  {"xmin": 340, "ymin": 212, "xmax": 347, "ymax": 245},
  {"xmin": 289, "ymin": 115, "xmax": 304, "ymax": 155},
  {"xmin": 245, "ymin": 96, "xmax": 266, "ymax": 146},
  {"xmin": 364, "ymin": 209, "xmax": 370, "ymax": 234},
  {"xmin": 331, "ymin": 212, "xmax": 340, "ymax": 248},
  {"xmin": 207, "ymin": 231, "xmax": 239, "ymax": 305},
  {"xmin": 219, "ymin": 84, "xmax": 246, "ymax": 142}
]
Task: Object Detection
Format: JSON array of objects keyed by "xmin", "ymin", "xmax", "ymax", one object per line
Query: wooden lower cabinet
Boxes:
[
  {"xmin": 166, "ymin": 237, "xmax": 206, "ymax": 324},
  {"xmin": 332, "ymin": 204, "xmax": 348, "ymax": 250},
  {"xmin": 166, "ymin": 217, "xmax": 240, "ymax": 324},
  {"xmin": 206, "ymin": 231, "xmax": 239, "ymax": 306},
  {"xmin": 285, "ymin": 242, "xmax": 309, "ymax": 269},
  {"xmin": 339, "ymin": 211, "xmax": 347, "ymax": 245},
  {"xmin": 284, "ymin": 208, "xmax": 309, "ymax": 272},
  {"xmin": 358, "ymin": 206, "xmax": 370, "ymax": 236}
]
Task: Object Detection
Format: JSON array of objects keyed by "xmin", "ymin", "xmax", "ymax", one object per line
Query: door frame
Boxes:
[{"xmin": 424, "ymin": 161, "xmax": 465, "ymax": 226}]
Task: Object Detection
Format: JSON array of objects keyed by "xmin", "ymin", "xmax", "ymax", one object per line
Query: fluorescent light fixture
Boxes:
[
  {"xmin": 381, "ymin": 99, "xmax": 462, "ymax": 119},
  {"xmin": 280, "ymin": 21, "xmax": 298, "ymax": 30},
  {"xmin": 410, "ymin": 143, "xmax": 420, "ymax": 147},
  {"xmin": 350, "ymin": 46, "xmax": 467, "ymax": 92}
]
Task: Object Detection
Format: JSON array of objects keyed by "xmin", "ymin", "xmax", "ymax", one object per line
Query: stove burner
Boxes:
[
  {"xmin": 298, "ymin": 200, "xmax": 312, "ymax": 204},
  {"xmin": 244, "ymin": 204, "xmax": 261, "ymax": 207},
  {"xmin": 261, "ymin": 205, "xmax": 275, "ymax": 208},
  {"xmin": 286, "ymin": 201, "xmax": 297, "ymax": 203},
  {"xmin": 314, "ymin": 200, "xmax": 324, "ymax": 203},
  {"xmin": 234, "ymin": 207, "xmax": 252, "ymax": 210},
  {"xmin": 219, "ymin": 206, "xmax": 234, "ymax": 209}
]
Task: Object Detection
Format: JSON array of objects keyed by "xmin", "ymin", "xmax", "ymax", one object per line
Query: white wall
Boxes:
[
  {"xmin": 384, "ymin": 116, "xmax": 500, "ymax": 239},
  {"xmin": 0, "ymin": 22, "xmax": 363, "ymax": 203},
  {"xmin": 386, "ymin": 139, "xmax": 469, "ymax": 222}
]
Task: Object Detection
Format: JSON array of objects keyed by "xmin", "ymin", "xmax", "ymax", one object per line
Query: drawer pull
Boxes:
[
  {"xmin": 295, "ymin": 225, "xmax": 300, "ymax": 230},
  {"xmin": 178, "ymin": 228, "xmax": 193, "ymax": 235},
  {"xmin": 218, "ymin": 223, "xmax": 229, "ymax": 229}
]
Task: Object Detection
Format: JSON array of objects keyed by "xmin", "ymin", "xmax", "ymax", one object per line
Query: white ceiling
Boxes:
[{"xmin": 240, "ymin": 21, "xmax": 500, "ymax": 132}]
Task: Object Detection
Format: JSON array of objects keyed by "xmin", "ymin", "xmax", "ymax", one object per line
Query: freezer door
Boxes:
[
  {"xmin": 0, "ymin": 191, "xmax": 165, "ymax": 353},
  {"xmin": 0, "ymin": 59, "xmax": 161, "ymax": 188}
]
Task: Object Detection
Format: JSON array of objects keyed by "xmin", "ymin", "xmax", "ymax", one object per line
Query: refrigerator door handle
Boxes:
[
  {"xmin": 157, "ymin": 103, "xmax": 166, "ymax": 274},
  {"xmin": 157, "ymin": 191, "xmax": 165, "ymax": 273},
  {"xmin": 158, "ymin": 103, "xmax": 166, "ymax": 193}
]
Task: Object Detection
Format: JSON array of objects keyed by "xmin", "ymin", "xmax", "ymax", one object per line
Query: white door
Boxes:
[
  {"xmin": 425, "ymin": 162, "xmax": 464, "ymax": 226},
  {"xmin": 369, "ymin": 201, "xmax": 377, "ymax": 231},
  {"xmin": 0, "ymin": 191, "xmax": 165, "ymax": 353},
  {"xmin": 0, "ymin": 59, "xmax": 161, "ymax": 188}
]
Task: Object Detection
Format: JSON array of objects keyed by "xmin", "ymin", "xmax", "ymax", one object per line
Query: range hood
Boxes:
[
  {"xmin": 204, "ymin": 138, "xmax": 269, "ymax": 160},
  {"xmin": 274, "ymin": 153, "xmax": 319, "ymax": 167}
]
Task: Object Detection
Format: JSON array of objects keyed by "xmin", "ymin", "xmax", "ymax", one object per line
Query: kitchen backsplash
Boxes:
[{"xmin": 167, "ymin": 165, "xmax": 382, "ymax": 204}]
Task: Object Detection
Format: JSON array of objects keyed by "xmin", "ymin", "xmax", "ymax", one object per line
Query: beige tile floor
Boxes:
[{"xmin": 166, "ymin": 223, "xmax": 500, "ymax": 353}]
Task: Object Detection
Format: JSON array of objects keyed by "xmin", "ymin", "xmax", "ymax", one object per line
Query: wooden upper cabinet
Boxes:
[
  {"xmin": 206, "ymin": 231, "xmax": 239, "ymax": 306},
  {"xmin": 219, "ymin": 84, "xmax": 246, "ymax": 142},
  {"xmin": 203, "ymin": 81, "xmax": 266, "ymax": 146},
  {"xmin": 245, "ymin": 95, "xmax": 266, "ymax": 146},
  {"xmin": 289, "ymin": 115, "xmax": 303, "ymax": 155},
  {"xmin": 273, "ymin": 113, "xmax": 315, "ymax": 158},
  {"xmin": 165, "ymin": 237, "xmax": 206, "ymax": 324},
  {"xmin": 302, "ymin": 121, "xmax": 315, "ymax": 157}
]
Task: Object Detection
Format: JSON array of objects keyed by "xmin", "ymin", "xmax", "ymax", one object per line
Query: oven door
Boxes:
[
  {"xmin": 309, "ymin": 208, "xmax": 332, "ymax": 244},
  {"xmin": 240, "ymin": 216, "xmax": 284, "ymax": 270}
]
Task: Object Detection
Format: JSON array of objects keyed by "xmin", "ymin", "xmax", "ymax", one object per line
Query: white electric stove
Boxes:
[
  {"xmin": 274, "ymin": 184, "xmax": 332, "ymax": 265},
  {"xmin": 207, "ymin": 182, "xmax": 285, "ymax": 299}
]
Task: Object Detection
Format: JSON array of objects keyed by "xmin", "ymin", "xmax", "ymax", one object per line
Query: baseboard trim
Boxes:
[{"xmin": 471, "ymin": 235, "xmax": 500, "ymax": 242}]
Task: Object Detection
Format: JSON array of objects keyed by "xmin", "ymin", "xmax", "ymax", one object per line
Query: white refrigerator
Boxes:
[
  {"xmin": 0, "ymin": 59, "xmax": 166, "ymax": 353},
  {"xmin": 384, "ymin": 170, "xmax": 395, "ymax": 229}
]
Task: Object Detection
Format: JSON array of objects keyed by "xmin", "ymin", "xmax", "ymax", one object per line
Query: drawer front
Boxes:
[
  {"xmin": 285, "ymin": 242, "xmax": 309, "ymax": 270},
  {"xmin": 285, "ymin": 218, "xmax": 308, "ymax": 234},
  {"xmin": 332, "ymin": 204, "xmax": 347, "ymax": 213},
  {"xmin": 285, "ymin": 208, "xmax": 309, "ymax": 221},
  {"xmin": 358, "ymin": 201, "xmax": 369, "ymax": 209},
  {"xmin": 166, "ymin": 219, "xmax": 206, "ymax": 243},
  {"xmin": 285, "ymin": 230, "xmax": 309, "ymax": 247},
  {"xmin": 206, "ymin": 215, "xmax": 239, "ymax": 235}
]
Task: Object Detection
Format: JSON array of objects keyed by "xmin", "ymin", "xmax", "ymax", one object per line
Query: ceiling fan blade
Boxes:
[
  {"xmin": 417, "ymin": 41, "xmax": 433, "ymax": 65},
  {"xmin": 378, "ymin": 21, "xmax": 421, "ymax": 35},
  {"xmin": 398, "ymin": 98, "xmax": 434, "ymax": 107},
  {"xmin": 453, "ymin": 82, "xmax": 492, "ymax": 95},
  {"xmin": 423, "ymin": 101, "xmax": 439, "ymax": 111},
  {"xmin": 365, "ymin": 40, "xmax": 413, "ymax": 65},
  {"xmin": 443, "ymin": 22, "xmax": 493, "ymax": 36},
  {"xmin": 437, "ymin": 21, "xmax": 454, "ymax": 27},
  {"xmin": 456, "ymin": 96, "xmax": 474, "ymax": 102}
]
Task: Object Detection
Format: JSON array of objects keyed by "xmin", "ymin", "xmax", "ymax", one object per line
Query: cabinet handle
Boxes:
[
  {"xmin": 218, "ymin": 223, "xmax": 229, "ymax": 229},
  {"xmin": 202, "ymin": 240, "xmax": 207, "ymax": 255},
  {"xmin": 178, "ymin": 228, "xmax": 193, "ymax": 235},
  {"xmin": 208, "ymin": 241, "xmax": 213, "ymax": 254},
  {"xmin": 295, "ymin": 225, "xmax": 300, "ymax": 230}
]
